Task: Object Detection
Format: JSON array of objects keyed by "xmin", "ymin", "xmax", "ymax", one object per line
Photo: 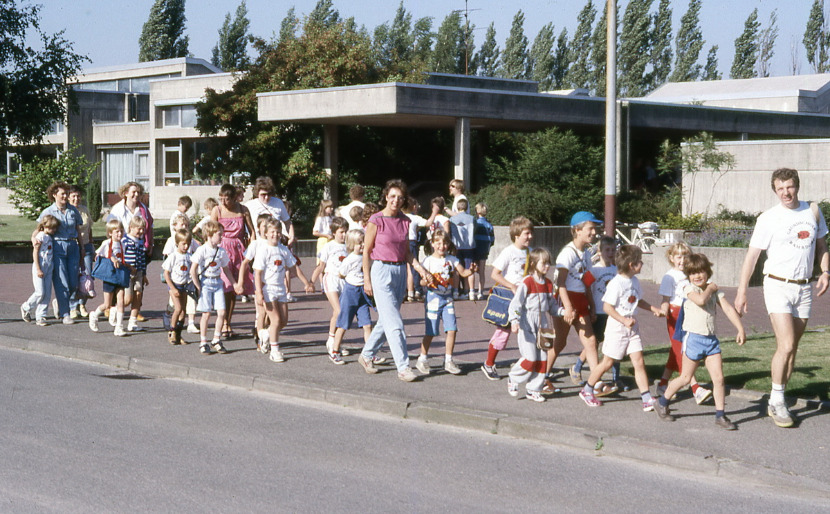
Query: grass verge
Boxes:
[{"xmin": 1, "ymin": 215, "xmax": 168, "ymax": 242}]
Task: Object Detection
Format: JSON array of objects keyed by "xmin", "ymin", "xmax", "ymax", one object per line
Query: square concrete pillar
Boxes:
[{"xmin": 454, "ymin": 117, "xmax": 471, "ymax": 185}]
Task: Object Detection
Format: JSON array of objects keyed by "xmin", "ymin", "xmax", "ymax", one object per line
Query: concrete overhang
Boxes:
[{"xmin": 257, "ymin": 81, "xmax": 830, "ymax": 138}]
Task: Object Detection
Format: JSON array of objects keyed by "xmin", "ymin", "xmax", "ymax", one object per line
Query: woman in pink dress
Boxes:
[{"xmin": 211, "ymin": 184, "xmax": 256, "ymax": 338}]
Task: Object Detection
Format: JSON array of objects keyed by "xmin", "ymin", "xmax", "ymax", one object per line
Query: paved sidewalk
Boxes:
[{"xmin": 1, "ymin": 261, "xmax": 829, "ymax": 495}]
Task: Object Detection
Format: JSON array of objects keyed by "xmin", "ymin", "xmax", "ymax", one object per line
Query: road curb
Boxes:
[{"xmin": 2, "ymin": 335, "xmax": 829, "ymax": 496}]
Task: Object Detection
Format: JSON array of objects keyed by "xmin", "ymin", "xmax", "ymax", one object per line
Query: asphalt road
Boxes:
[{"xmin": 0, "ymin": 348, "xmax": 825, "ymax": 513}]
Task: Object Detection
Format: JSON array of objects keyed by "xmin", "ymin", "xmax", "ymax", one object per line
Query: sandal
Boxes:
[
  {"xmin": 541, "ymin": 379, "xmax": 561, "ymax": 395},
  {"xmin": 569, "ymin": 364, "xmax": 584, "ymax": 385},
  {"xmin": 595, "ymin": 382, "xmax": 619, "ymax": 397}
]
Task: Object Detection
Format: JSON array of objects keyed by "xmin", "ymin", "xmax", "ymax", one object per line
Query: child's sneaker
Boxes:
[
  {"xmin": 579, "ymin": 390, "xmax": 602, "ymax": 407},
  {"xmin": 21, "ymin": 304, "xmax": 32, "ymax": 323},
  {"xmin": 211, "ymin": 341, "xmax": 228, "ymax": 354},
  {"xmin": 642, "ymin": 397, "xmax": 656, "ymax": 412},
  {"xmin": 569, "ymin": 364, "xmax": 583, "ymax": 385},
  {"xmin": 108, "ymin": 308, "xmax": 117, "ymax": 327},
  {"xmin": 79, "ymin": 304, "xmax": 89, "ymax": 317},
  {"xmin": 113, "ymin": 325, "xmax": 126, "ymax": 337},
  {"xmin": 168, "ymin": 330, "xmax": 179, "ymax": 345},
  {"xmin": 715, "ymin": 415, "xmax": 737, "ymax": 430},
  {"xmin": 89, "ymin": 312, "xmax": 99, "ymax": 332},
  {"xmin": 270, "ymin": 348, "xmax": 285, "ymax": 363},
  {"xmin": 481, "ymin": 364, "xmax": 500, "ymax": 381},
  {"xmin": 526, "ymin": 390, "xmax": 546, "ymax": 403},
  {"xmin": 341, "ymin": 347, "xmax": 351, "ymax": 356},
  {"xmin": 258, "ymin": 329, "xmax": 270, "ymax": 354},
  {"xmin": 328, "ymin": 351, "xmax": 345, "ymax": 365},
  {"xmin": 62, "ymin": 315, "xmax": 74, "ymax": 325},
  {"xmin": 468, "ymin": 291, "xmax": 477, "ymax": 301},
  {"xmin": 286, "ymin": 293, "xmax": 296, "ymax": 303},
  {"xmin": 694, "ymin": 386, "xmax": 713, "ymax": 405},
  {"xmin": 507, "ymin": 377, "xmax": 519, "ymax": 397},
  {"xmin": 127, "ymin": 320, "xmax": 144, "ymax": 332},
  {"xmin": 444, "ymin": 359, "xmax": 461, "ymax": 375},
  {"xmin": 654, "ymin": 400, "xmax": 675, "ymax": 421},
  {"xmin": 415, "ymin": 357, "xmax": 430, "ymax": 375},
  {"xmin": 187, "ymin": 323, "xmax": 200, "ymax": 334},
  {"xmin": 70, "ymin": 309, "xmax": 79, "ymax": 319},
  {"xmin": 36, "ymin": 318, "xmax": 48, "ymax": 326},
  {"xmin": 200, "ymin": 342, "xmax": 211, "ymax": 354}
]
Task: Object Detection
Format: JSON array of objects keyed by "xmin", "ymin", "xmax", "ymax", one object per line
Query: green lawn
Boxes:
[
  {"xmin": 0, "ymin": 215, "xmax": 168, "ymax": 242},
  {"xmin": 628, "ymin": 328, "xmax": 830, "ymax": 401}
]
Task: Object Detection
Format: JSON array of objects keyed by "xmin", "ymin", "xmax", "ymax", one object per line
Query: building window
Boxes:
[
  {"xmin": 47, "ymin": 119, "xmax": 65, "ymax": 135},
  {"xmin": 101, "ymin": 148, "xmax": 149, "ymax": 193},
  {"xmin": 161, "ymin": 105, "xmax": 198, "ymax": 128}
]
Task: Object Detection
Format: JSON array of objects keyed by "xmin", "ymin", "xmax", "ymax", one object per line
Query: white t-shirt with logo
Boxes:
[
  {"xmin": 603, "ymin": 274, "xmax": 642, "ymax": 319},
  {"xmin": 422, "ymin": 254, "xmax": 460, "ymax": 295},
  {"xmin": 35, "ymin": 232, "xmax": 54, "ymax": 268},
  {"xmin": 659, "ymin": 267, "xmax": 689, "ymax": 307},
  {"xmin": 319, "ymin": 241, "xmax": 348, "ymax": 276},
  {"xmin": 338, "ymin": 253, "xmax": 364, "ymax": 286},
  {"xmin": 590, "ymin": 264, "xmax": 618, "ymax": 311},
  {"xmin": 749, "ymin": 201, "xmax": 829, "ymax": 280},
  {"xmin": 556, "ymin": 242, "xmax": 592, "ymax": 293},
  {"xmin": 492, "ymin": 245, "xmax": 530, "ymax": 286},
  {"xmin": 253, "ymin": 243, "xmax": 296, "ymax": 287},
  {"xmin": 191, "ymin": 244, "xmax": 230, "ymax": 279},
  {"xmin": 162, "ymin": 251, "xmax": 193, "ymax": 285}
]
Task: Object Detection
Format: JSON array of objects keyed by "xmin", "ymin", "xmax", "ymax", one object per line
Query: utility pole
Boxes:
[{"xmin": 604, "ymin": 0, "xmax": 617, "ymax": 236}]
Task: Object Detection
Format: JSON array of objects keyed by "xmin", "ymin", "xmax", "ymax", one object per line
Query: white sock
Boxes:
[
  {"xmin": 445, "ymin": 354, "xmax": 453, "ymax": 363},
  {"xmin": 115, "ymin": 311, "xmax": 124, "ymax": 326},
  {"xmin": 770, "ymin": 383, "xmax": 785, "ymax": 404},
  {"xmin": 418, "ymin": 354, "xmax": 428, "ymax": 362}
]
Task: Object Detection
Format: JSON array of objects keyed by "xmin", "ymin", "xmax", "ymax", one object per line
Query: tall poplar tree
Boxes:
[
  {"xmin": 804, "ymin": 0, "xmax": 829, "ymax": 73},
  {"xmin": 731, "ymin": 8, "xmax": 761, "ymax": 79},
  {"xmin": 308, "ymin": 0, "xmax": 340, "ymax": 28},
  {"xmin": 431, "ymin": 11, "xmax": 465, "ymax": 74},
  {"xmin": 278, "ymin": 7, "xmax": 299, "ymax": 44},
  {"xmin": 567, "ymin": 0, "xmax": 596, "ymax": 89},
  {"xmin": 211, "ymin": 1, "xmax": 250, "ymax": 71},
  {"xmin": 500, "ymin": 10, "xmax": 530, "ymax": 79},
  {"xmin": 757, "ymin": 10, "xmax": 779, "ymax": 77},
  {"xmin": 669, "ymin": 0, "xmax": 703, "ymax": 82},
  {"xmin": 649, "ymin": 0, "xmax": 673, "ymax": 91},
  {"xmin": 619, "ymin": 0, "xmax": 653, "ymax": 97},
  {"xmin": 552, "ymin": 28, "xmax": 570, "ymax": 89},
  {"xmin": 138, "ymin": 0, "xmax": 189, "ymax": 62},
  {"xmin": 590, "ymin": 1, "xmax": 618, "ymax": 96},
  {"xmin": 701, "ymin": 45, "xmax": 721, "ymax": 81},
  {"xmin": 473, "ymin": 23, "xmax": 500, "ymax": 77},
  {"xmin": 530, "ymin": 23, "xmax": 556, "ymax": 90}
]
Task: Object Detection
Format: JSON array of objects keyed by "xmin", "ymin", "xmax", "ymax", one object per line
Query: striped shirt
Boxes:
[{"xmin": 122, "ymin": 235, "xmax": 146, "ymax": 272}]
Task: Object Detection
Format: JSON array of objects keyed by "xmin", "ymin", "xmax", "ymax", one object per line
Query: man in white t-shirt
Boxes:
[
  {"xmin": 736, "ymin": 168, "xmax": 830, "ymax": 428},
  {"xmin": 337, "ymin": 184, "xmax": 366, "ymax": 231}
]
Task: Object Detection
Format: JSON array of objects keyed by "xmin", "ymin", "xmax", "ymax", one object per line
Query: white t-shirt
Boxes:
[
  {"xmin": 451, "ymin": 194, "xmax": 468, "ymax": 213},
  {"xmin": 603, "ymin": 274, "xmax": 642, "ymax": 319},
  {"xmin": 339, "ymin": 253, "xmax": 364, "ymax": 286},
  {"xmin": 556, "ymin": 242, "xmax": 593, "ymax": 293},
  {"xmin": 313, "ymin": 215, "xmax": 333, "ymax": 237},
  {"xmin": 427, "ymin": 214, "xmax": 449, "ymax": 240},
  {"xmin": 492, "ymin": 245, "xmax": 530, "ymax": 286},
  {"xmin": 659, "ymin": 267, "xmax": 689, "ymax": 307},
  {"xmin": 96, "ymin": 239, "xmax": 123, "ymax": 261},
  {"xmin": 749, "ymin": 201, "xmax": 828, "ymax": 280},
  {"xmin": 338, "ymin": 200, "xmax": 365, "ymax": 231},
  {"xmin": 35, "ymin": 232, "xmax": 53, "ymax": 267},
  {"xmin": 422, "ymin": 254, "xmax": 460, "ymax": 295},
  {"xmin": 245, "ymin": 197, "xmax": 290, "ymax": 238},
  {"xmin": 162, "ymin": 250, "xmax": 192, "ymax": 285},
  {"xmin": 406, "ymin": 213, "xmax": 427, "ymax": 242},
  {"xmin": 253, "ymin": 243, "xmax": 296, "ymax": 287},
  {"xmin": 191, "ymin": 244, "xmax": 230, "ymax": 279},
  {"xmin": 590, "ymin": 264, "xmax": 618, "ymax": 311},
  {"xmin": 244, "ymin": 239, "xmax": 265, "ymax": 261},
  {"xmin": 319, "ymin": 241, "xmax": 348, "ymax": 276}
]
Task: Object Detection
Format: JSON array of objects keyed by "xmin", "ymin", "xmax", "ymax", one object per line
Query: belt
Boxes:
[
  {"xmin": 766, "ymin": 274, "xmax": 810, "ymax": 285},
  {"xmin": 379, "ymin": 260, "xmax": 405, "ymax": 265}
]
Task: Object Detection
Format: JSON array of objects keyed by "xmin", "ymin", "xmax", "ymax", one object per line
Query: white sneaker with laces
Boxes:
[
  {"xmin": 113, "ymin": 325, "xmax": 126, "ymax": 337},
  {"xmin": 444, "ymin": 359, "xmax": 461, "ymax": 375},
  {"xmin": 89, "ymin": 312, "xmax": 99, "ymax": 332},
  {"xmin": 415, "ymin": 358, "xmax": 430, "ymax": 375},
  {"xmin": 127, "ymin": 321, "xmax": 144, "ymax": 332},
  {"xmin": 270, "ymin": 348, "xmax": 285, "ymax": 362},
  {"xmin": 187, "ymin": 323, "xmax": 200, "ymax": 334},
  {"xmin": 108, "ymin": 309, "xmax": 117, "ymax": 327},
  {"xmin": 62, "ymin": 315, "xmax": 74, "ymax": 325}
]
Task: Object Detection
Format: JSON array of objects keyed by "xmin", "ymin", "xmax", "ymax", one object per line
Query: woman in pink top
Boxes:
[
  {"xmin": 358, "ymin": 179, "xmax": 433, "ymax": 382},
  {"xmin": 211, "ymin": 183, "xmax": 255, "ymax": 339}
]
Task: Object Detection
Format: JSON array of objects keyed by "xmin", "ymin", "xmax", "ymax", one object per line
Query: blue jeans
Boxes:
[
  {"xmin": 24, "ymin": 263, "xmax": 54, "ymax": 320},
  {"xmin": 361, "ymin": 261, "xmax": 410, "ymax": 372},
  {"xmin": 53, "ymin": 240, "xmax": 80, "ymax": 318},
  {"xmin": 71, "ymin": 242, "xmax": 94, "ymax": 310}
]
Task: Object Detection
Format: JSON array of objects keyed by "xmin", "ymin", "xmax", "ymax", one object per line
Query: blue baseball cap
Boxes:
[{"xmin": 570, "ymin": 211, "xmax": 603, "ymax": 227}]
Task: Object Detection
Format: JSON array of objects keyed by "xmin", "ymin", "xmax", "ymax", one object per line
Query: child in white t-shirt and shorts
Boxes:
[{"xmin": 191, "ymin": 220, "xmax": 237, "ymax": 355}]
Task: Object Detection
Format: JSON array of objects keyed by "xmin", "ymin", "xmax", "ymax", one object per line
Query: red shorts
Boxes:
[{"xmin": 568, "ymin": 291, "xmax": 591, "ymax": 320}]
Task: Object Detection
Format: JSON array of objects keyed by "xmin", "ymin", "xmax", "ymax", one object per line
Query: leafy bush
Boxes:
[
  {"xmin": 711, "ymin": 207, "xmax": 757, "ymax": 227},
  {"xmin": 686, "ymin": 228, "xmax": 753, "ymax": 248},
  {"xmin": 86, "ymin": 173, "xmax": 102, "ymax": 222},
  {"xmin": 9, "ymin": 143, "xmax": 98, "ymax": 220},
  {"xmin": 617, "ymin": 188, "xmax": 680, "ymax": 224},
  {"xmin": 471, "ymin": 183, "xmax": 561, "ymax": 226},
  {"xmin": 658, "ymin": 212, "xmax": 706, "ymax": 231}
]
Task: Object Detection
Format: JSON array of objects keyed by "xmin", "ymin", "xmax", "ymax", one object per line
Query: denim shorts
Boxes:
[
  {"xmin": 336, "ymin": 282, "xmax": 372, "ymax": 329},
  {"xmin": 682, "ymin": 332, "xmax": 721, "ymax": 361},
  {"xmin": 424, "ymin": 289, "xmax": 457, "ymax": 336},
  {"xmin": 197, "ymin": 277, "xmax": 225, "ymax": 312}
]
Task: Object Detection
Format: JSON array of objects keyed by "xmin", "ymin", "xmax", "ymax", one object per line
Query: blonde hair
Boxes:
[
  {"xmin": 129, "ymin": 216, "xmax": 147, "ymax": 230},
  {"xmin": 475, "ymin": 202, "xmax": 487, "ymax": 216},
  {"xmin": 105, "ymin": 219, "xmax": 123, "ymax": 236},
  {"xmin": 262, "ymin": 218, "xmax": 282, "ymax": 236},
  {"xmin": 317, "ymin": 199, "xmax": 334, "ymax": 217},
  {"xmin": 346, "ymin": 229, "xmax": 364, "ymax": 253},
  {"xmin": 38, "ymin": 214, "xmax": 60, "ymax": 232},
  {"xmin": 203, "ymin": 197, "xmax": 218, "ymax": 212},
  {"xmin": 201, "ymin": 220, "xmax": 222, "ymax": 239},
  {"xmin": 449, "ymin": 179, "xmax": 465, "ymax": 193},
  {"xmin": 508, "ymin": 216, "xmax": 533, "ymax": 241},
  {"xmin": 171, "ymin": 211, "xmax": 189, "ymax": 228},
  {"xmin": 174, "ymin": 228, "xmax": 192, "ymax": 246},
  {"xmin": 665, "ymin": 241, "xmax": 692, "ymax": 264}
]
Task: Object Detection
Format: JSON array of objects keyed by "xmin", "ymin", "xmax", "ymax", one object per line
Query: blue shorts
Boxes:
[
  {"xmin": 456, "ymin": 248, "xmax": 475, "ymax": 269},
  {"xmin": 424, "ymin": 289, "xmax": 457, "ymax": 336},
  {"xmin": 682, "ymin": 332, "xmax": 721, "ymax": 361},
  {"xmin": 473, "ymin": 243, "xmax": 491, "ymax": 262},
  {"xmin": 197, "ymin": 277, "xmax": 226, "ymax": 313},
  {"xmin": 102, "ymin": 281, "xmax": 121, "ymax": 294},
  {"xmin": 336, "ymin": 282, "xmax": 372, "ymax": 329}
]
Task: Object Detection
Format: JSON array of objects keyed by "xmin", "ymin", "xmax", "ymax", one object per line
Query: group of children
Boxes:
[{"xmin": 22, "ymin": 181, "xmax": 746, "ymax": 430}]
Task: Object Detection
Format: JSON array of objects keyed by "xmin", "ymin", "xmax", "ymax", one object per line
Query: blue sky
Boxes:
[{"xmin": 38, "ymin": 0, "xmax": 820, "ymax": 77}]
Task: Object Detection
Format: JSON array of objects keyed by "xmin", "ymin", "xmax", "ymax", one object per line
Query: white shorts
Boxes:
[
  {"xmin": 262, "ymin": 283, "xmax": 288, "ymax": 303},
  {"xmin": 601, "ymin": 319, "xmax": 643, "ymax": 361},
  {"xmin": 323, "ymin": 272, "xmax": 343, "ymax": 294},
  {"xmin": 762, "ymin": 276, "xmax": 812, "ymax": 318}
]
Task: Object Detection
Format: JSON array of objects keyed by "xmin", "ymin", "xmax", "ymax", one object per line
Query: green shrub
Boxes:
[
  {"xmin": 471, "ymin": 183, "xmax": 561, "ymax": 226},
  {"xmin": 617, "ymin": 188, "xmax": 680, "ymax": 224},
  {"xmin": 659, "ymin": 212, "xmax": 706, "ymax": 231},
  {"xmin": 86, "ymin": 173, "xmax": 102, "ymax": 222}
]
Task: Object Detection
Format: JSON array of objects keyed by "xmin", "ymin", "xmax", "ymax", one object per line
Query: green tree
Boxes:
[
  {"xmin": 590, "ymin": 1, "xmax": 617, "ymax": 96},
  {"xmin": 211, "ymin": 1, "xmax": 250, "ymax": 71},
  {"xmin": 551, "ymin": 28, "xmax": 570, "ymax": 89},
  {"xmin": 731, "ymin": 8, "xmax": 760, "ymax": 79},
  {"xmin": 473, "ymin": 23, "xmax": 500, "ymax": 77},
  {"xmin": 278, "ymin": 7, "xmax": 299, "ymax": 44},
  {"xmin": 804, "ymin": 0, "xmax": 829, "ymax": 73},
  {"xmin": 0, "ymin": 1, "xmax": 87, "ymax": 150},
  {"xmin": 372, "ymin": 3, "xmax": 430, "ymax": 82},
  {"xmin": 701, "ymin": 45, "xmax": 721, "ymax": 81},
  {"xmin": 649, "ymin": 0, "xmax": 673, "ymax": 91},
  {"xmin": 499, "ymin": 10, "xmax": 529, "ymax": 79},
  {"xmin": 619, "ymin": 0, "xmax": 653, "ymax": 97},
  {"xmin": 138, "ymin": 0, "xmax": 189, "ymax": 62},
  {"xmin": 529, "ymin": 23, "xmax": 555, "ymax": 89},
  {"xmin": 757, "ymin": 10, "xmax": 779, "ymax": 77},
  {"xmin": 670, "ymin": 0, "xmax": 704, "ymax": 82},
  {"xmin": 431, "ymin": 11, "xmax": 465, "ymax": 74},
  {"xmin": 308, "ymin": 0, "xmax": 340, "ymax": 28},
  {"xmin": 412, "ymin": 16, "xmax": 434, "ymax": 64},
  {"xmin": 9, "ymin": 142, "xmax": 98, "ymax": 220},
  {"xmin": 567, "ymin": 0, "xmax": 596, "ymax": 89}
]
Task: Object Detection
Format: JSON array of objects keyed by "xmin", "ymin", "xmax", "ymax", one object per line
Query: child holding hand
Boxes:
[
  {"xmin": 328, "ymin": 230, "xmax": 372, "ymax": 364},
  {"xmin": 191, "ymin": 220, "xmax": 238, "ymax": 354},
  {"xmin": 88, "ymin": 220, "xmax": 128, "ymax": 337},
  {"xmin": 579, "ymin": 245, "xmax": 663, "ymax": 410},
  {"xmin": 162, "ymin": 228, "xmax": 195, "ymax": 345},
  {"xmin": 311, "ymin": 217, "xmax": 349, "ymax": 352},
  {"xmin": 21, "ymin": 215, "xmax": 60, "ymax": 326},
  {"xmin": 654, "ymin": 253, "xmax": 746, "ymax": 430}
]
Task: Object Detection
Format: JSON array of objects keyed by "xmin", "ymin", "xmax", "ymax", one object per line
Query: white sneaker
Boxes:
[
  {"xmin": 187, "ymin": 323, "xmax": 200, "ymax": 334},
  {"xmin": 89, "ymin": 312, "xmax": 99, "ymax": 332},
  {"xmin": 62, "ymin": 315, "xmax": 74, "ymax": 325},
  {"xmin": 269, "ymin": 348, "xmax": 285, "ymax": 363},
  {"xmin": 416, "ymin": 358, "xmax": 430, "ymax": 375},
  {"xmin": 127, "ymin": 321, "xmax": 144, "ymax": 332},
  {"xmin": 468, "ymin": 291, "xmax": 477, "ymax": 301},
  {"xmin": 444, "ymin": 359, "xmax": 462, "ymax": 375},
  {"xmin": 108, "ymin": 309, "xmax": 117, "ymax": 327},
  {"xmin": 286, "ymin": 293, "xmax": 296, "ymax": 303},
  {"xmin": 113, "ymin": 325, "xmax": 126, "ymax": 337},
  {"xmin": 21, "ymin": 304, "xmax": 31, "ymax": 323}
]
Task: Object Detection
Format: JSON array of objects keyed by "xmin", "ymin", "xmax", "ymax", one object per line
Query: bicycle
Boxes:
[{"xmin": 615, "ymin": 222, "xmax": 662, "ymax": 253}]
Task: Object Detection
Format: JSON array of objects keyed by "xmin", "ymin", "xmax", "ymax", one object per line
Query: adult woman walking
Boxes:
[
  {"xmin": 37, "ymin": 181, "xmax": 84, "ymax": 324},
  {"xmin": 68, "ymin": 185, "xmax": 94, "ymax": 317},
  {"xmin": 212, "ymin": 183, "xmax": 256, "ymax": 338},
  {"xmin": 107, "ymin": 181, "xmax": 154, "ymax": 259},
  {"xmin": 244, "ymin": 176, "xmax": 293, "ymax": 243},
  {"xmin": 358, "ymin": 179, "xmax": 433, "ymax": 382}
]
